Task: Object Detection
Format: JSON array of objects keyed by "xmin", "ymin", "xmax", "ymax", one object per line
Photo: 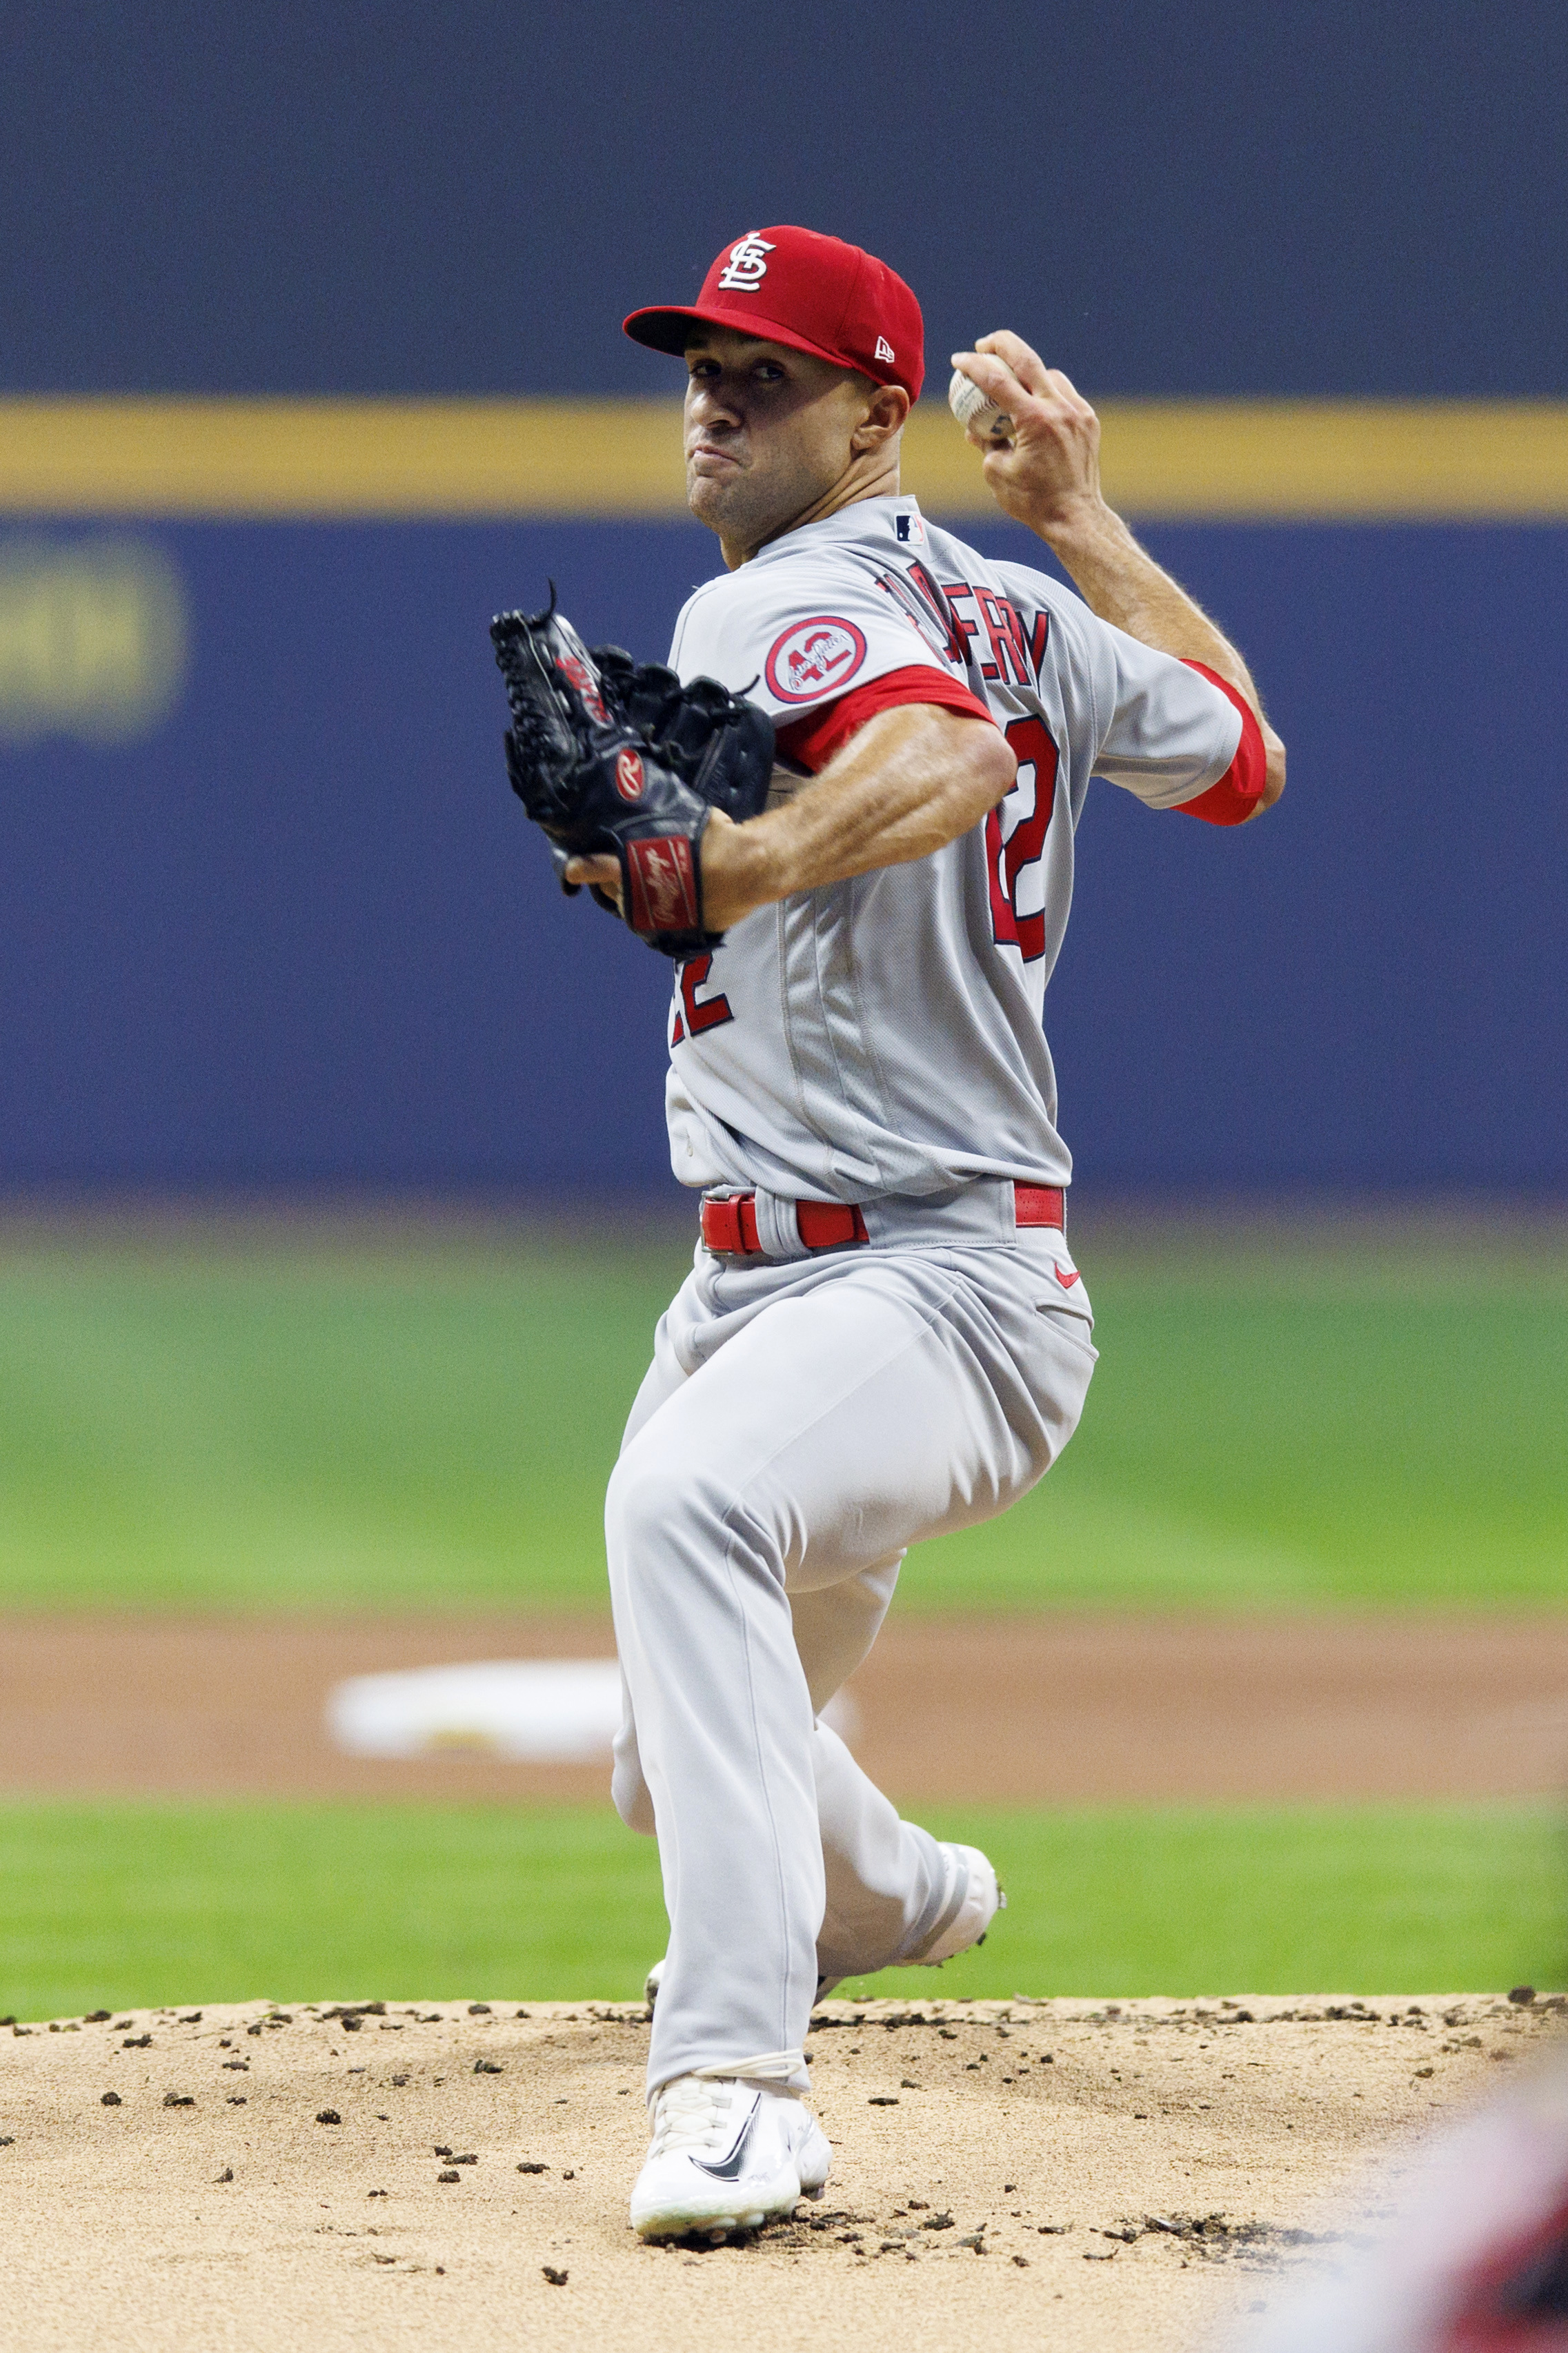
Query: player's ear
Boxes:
[{"xmin": 850, "ymin": 380, "xmax": 910, "ymax": 455}]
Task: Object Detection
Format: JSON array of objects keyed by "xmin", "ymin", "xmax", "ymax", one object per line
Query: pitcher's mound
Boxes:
[{"xmin": 0, "ymin": 1993, "xmax": 1551, "ymax": 2351}]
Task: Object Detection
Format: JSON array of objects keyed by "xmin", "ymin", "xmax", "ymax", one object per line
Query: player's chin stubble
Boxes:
[
  {"xmin": 687, "ymin": 457, "xmax": 824, "ymax": 554},
  {"xmin": 687, "ymin": 464, "xmax": 763, "ymax": 541}
]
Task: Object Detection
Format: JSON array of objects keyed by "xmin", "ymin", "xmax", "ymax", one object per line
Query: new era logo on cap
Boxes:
[{"xmin": 624, "ymin": 226, "xmax": 926, "ymax": 400}]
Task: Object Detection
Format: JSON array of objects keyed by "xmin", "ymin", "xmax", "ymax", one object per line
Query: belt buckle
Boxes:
[{"xmin": 703, "ymin": 1192, "xmax": 762, "ymax": 1257}]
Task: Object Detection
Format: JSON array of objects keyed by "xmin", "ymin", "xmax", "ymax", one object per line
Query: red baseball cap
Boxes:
[{"xmin": 624, "ymin": 226, "xmax": 925, "ymax": 401}]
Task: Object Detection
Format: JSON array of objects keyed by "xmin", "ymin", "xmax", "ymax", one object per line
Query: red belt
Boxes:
[{"xmin": 699, "ymin": 1183, "xmax": 1064, "ymax": 1259}]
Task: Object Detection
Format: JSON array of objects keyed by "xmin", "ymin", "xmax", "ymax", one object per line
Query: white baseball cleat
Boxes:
[
  {"xmin": 629, "ymin": 2073, "xmax": 831, "ymax": 2241},
  {"xmin": 909, "ymin": 1840, "xmax": 1006, "ymax": 1966}
]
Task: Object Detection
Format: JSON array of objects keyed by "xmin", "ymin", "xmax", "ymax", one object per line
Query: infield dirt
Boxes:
[
  {"xmin": 1, "ymin": 1992, "xmax": 1557, "ymax": 2352},
  {"xmin": 6, "ymin": 1611, "xmax": 1568, "ymax": 1802}
]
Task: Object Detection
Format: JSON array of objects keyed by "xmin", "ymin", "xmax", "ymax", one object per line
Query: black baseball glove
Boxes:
[{"xmin": 490, "ymin": 589, "xmax": 775, "ymax": 956}]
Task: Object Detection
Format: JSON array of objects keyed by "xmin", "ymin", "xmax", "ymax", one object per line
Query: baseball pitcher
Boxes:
[{"xmin": 491, "ymin": 224, "xmax": 1284, "ymax": 2242}]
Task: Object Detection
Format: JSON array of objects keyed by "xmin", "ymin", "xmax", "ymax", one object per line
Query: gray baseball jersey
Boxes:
[{"xmin": 662, "ymin": 493, "xmax": 1242, "ymax": 1201}]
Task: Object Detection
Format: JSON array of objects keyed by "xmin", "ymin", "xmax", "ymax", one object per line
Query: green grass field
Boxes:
[
  {"xmin": 1, "ymin": 1222, "xmax": 1564, "ymax": 1613},
  {"xmin": 2, "ymin": 1799, "xmax": 1561, "ymax": 2025},
  {"xmin": 3, "ymin": 1217, "xmax": 1563, "ymax": 2016}
]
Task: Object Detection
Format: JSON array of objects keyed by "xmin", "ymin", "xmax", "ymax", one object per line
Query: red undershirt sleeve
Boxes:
[
  {"xmin": 773, "ymin": 664, "xmax": 996, "ymax": 776},
  {"xmin": 1173, "ymin": 661, "xmax": 1269, "ymax": 826}
]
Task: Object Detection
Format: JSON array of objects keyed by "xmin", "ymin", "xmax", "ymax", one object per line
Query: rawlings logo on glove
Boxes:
[
  {"xmin": 489, "ymin": 589, "xmax": 775, "ymax": 958},
  {"xmin": 626, "ymin": 836, "xmax": 699, "ymax": 934}
]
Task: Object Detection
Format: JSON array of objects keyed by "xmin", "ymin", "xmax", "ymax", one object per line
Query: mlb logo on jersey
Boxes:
[
  {"xmin": 717, "ymin": 233, "xmax": 775, "ymax": 291},
  {"xmin": 895, "ymin": 513, "xmax": 925, "ymax": 546},
  {"xmin": 764, "ymin": 616, "xmax": 869, "ymax": 705}
]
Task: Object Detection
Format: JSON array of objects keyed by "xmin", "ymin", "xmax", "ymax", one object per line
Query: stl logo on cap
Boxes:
[
  {"xmin": 765, "ymin": 616, "xmax": 869, "ymax": 704},
  {"xmin": 717, "ymin": 233, "xmax": 775, "ymax": 292},
  {"xmin": 624, "ymin": 224, "xmax": 926, "ymax": 399}
]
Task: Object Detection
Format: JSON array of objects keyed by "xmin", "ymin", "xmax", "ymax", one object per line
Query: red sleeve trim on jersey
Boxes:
[
  {"xmin": 773, "ymin": 665, "xmax": 995, "ymax": 776},
  {"xmin": 1173, "ymin": 661, "xmax": 1269, "ymax": 826}
]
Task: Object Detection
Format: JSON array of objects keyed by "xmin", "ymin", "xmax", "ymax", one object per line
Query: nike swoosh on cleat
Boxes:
[{"xmin": 693, "ymin": 2103, "xmax": 758, "ymax": 2183}]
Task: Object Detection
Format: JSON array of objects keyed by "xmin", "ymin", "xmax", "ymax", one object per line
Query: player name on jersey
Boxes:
[{"xmin": 660, "ymin": 495, "xmax": 1242, "ymax": 1205}]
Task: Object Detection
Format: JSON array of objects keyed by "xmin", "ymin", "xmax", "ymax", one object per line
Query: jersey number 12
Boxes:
[
  {"xmin": 670, "ymin": 952, "xmax": 734, "ymax": 1045},
  {"xmin": 986, "ymin": 716, "xmax": 1058, "ymax": 963}
]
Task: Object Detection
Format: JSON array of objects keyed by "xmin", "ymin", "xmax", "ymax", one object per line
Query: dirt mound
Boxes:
[{"xmin": 1, "ymin": 1993, "xmax": 1556, "ymax": 2350}]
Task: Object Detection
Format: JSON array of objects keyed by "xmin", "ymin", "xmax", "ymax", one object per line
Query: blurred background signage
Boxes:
[{"xmin": 0, "ymin": 536, "xmax": 188, "ymax": 745}]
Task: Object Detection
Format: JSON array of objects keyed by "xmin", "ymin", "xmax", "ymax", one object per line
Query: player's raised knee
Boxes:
[{"xmin": 605, "ymin": 1439, "xmax": 735, "ymax": 1569}]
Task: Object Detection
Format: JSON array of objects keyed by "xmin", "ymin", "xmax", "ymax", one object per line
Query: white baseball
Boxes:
[{"xmin": 949, "ymin": 366, "xmax": 1013, "ymax": 444}]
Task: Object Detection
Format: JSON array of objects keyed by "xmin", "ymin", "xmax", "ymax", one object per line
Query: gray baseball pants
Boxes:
[{"xmin": 606, "ymin": 1190, "xmax": 1097, "ymax": 2097}]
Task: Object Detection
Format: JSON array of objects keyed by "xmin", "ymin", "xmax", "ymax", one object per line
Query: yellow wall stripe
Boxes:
[
  {"xmin": 1084, "ymin": 402, "xmax": 1568, "ymax": 520},
  {"xmin": 0, "ymin": 400, "xmax": 686, "ymax": 518},
  {"xmin": 5, "ymin": 397, "xmax": 1568, "ymax": 521}
]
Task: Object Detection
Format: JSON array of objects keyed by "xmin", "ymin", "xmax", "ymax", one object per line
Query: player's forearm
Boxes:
[
  {"xmin": 1045, "ymin": 500, "xmax": 1286, "ymax": 811},
  {"xmin": 1043, "ymin": 498, "xmax": 1251, "ymax": 693},
  {"xmin": 953, "ymin": 335, "xmax": 1285, "ymax": 809},
  {"xmin": 701, "ymin": 705, "xmax": 1014, "ymax": 929}
]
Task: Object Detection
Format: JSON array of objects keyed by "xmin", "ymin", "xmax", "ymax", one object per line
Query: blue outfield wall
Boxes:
[
  {"xmin": 4, "ymin": 0, "xmax": 1567, "ymax": 402},
  {"xmin": 3, "ymin": 516, "xmax": 1565, "ymax": 1194}
]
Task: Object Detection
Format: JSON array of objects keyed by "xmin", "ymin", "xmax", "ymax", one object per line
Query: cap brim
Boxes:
[{"xmin": 622, "ymin": 301, "xmax": 877, "ymax": 377}]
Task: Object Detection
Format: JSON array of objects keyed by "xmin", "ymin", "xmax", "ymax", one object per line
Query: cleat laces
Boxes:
[{"xmin": 648, "ymin": 2074, "xmax": 748, "ymax": 2160}]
